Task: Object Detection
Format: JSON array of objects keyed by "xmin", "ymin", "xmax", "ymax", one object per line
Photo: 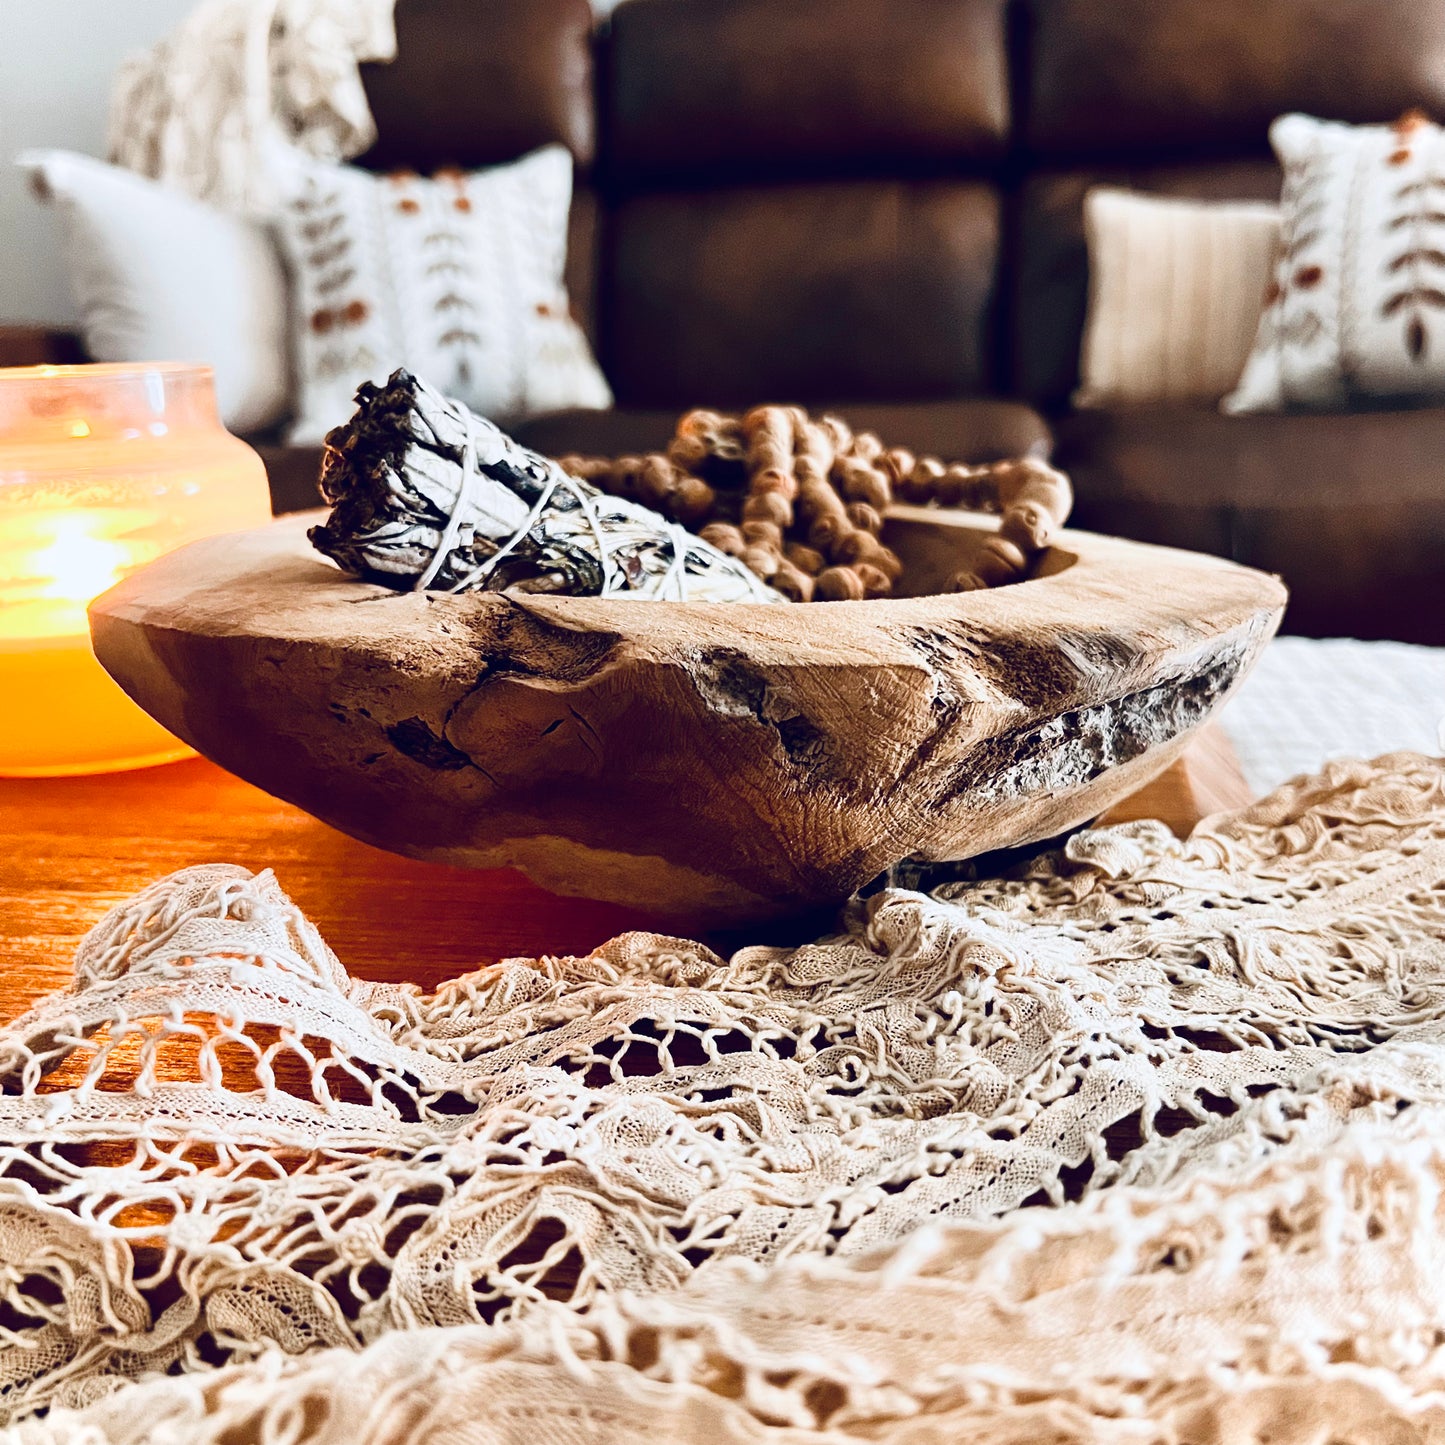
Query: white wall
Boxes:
[{"xmin": 0, "ymin": 0, "xmax": 195, "ymax": 324}]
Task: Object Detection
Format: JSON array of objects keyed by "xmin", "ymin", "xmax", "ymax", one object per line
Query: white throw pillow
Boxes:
[
  {"xmin": 1077, "ymin": 187, "xmax": 1281, "ymax": 407},
  {"xmin": 17, "ymin": 150, "xmax": 290, "ymax": 435},
  {"xmin": 274, "ymin": 145, "xmax": 613, "ymax": 444},
  {"xmin": 1226, "ymin": 112, "xmax": 1445, "ymax": 414}
]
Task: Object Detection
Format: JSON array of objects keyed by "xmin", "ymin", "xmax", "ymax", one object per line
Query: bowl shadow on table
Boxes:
[{"xmin": 308, "ymin": 800, "xmax": 1212, "ymax": 967}]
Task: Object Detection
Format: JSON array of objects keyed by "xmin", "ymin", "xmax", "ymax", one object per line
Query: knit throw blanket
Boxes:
[
  {"xmin": 108, "ymin": 0, "xmax": 396, "ymax": 216},
  {"xmin": 4, "ymin": 754, "xmax": 1445, "ymax": 1443}
]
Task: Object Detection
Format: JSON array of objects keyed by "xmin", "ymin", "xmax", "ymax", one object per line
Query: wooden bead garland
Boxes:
[{"xmin": 557, "ymin": 409, "xmax": 1072, "ymax": 601}]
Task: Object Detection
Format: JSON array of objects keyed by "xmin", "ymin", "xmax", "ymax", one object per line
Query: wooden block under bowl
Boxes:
[
  {"xmin": 1098, "ymin": 721, "xmax": 1254, "ymax": 835},
  {"xmin": 89, "ymin": 507, "xmax": 1286, "ymax": 925}
]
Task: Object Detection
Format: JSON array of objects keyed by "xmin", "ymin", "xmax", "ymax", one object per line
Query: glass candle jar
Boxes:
[{"xmin": 0, "ymin": 363, "xmax": 272, "ymax": 775}]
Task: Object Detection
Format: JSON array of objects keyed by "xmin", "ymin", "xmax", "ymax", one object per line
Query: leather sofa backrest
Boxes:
[
  {"xmin": 359, "ymin": 0, "xmax": 1012, "ymax": 411},
  {"xmin": 1020, "ymin": 0, "xmax": 1445, "ymax": 163},
  {"xmin": 599, "ymin": 0, "xmax": 1010, "ymax": 408},
  {"xmin": 357, "ymin": 0, "xmax": 1445, "ymax": 412},
  {"xmin": 359, "ymin": 0, "xmax": 596, "ymax": 172},
  {"xmin": 603, "ymin": 0, "xmax": 1009, "ymax": 182}
]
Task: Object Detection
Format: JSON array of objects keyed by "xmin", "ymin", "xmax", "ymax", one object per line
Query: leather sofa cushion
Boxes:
[
  {"xmin": 515, "ymin": 399, "xmax": 1050, "ymax": 463},
  {"xmin": 1011, "ymin": 161, "xmax": 1281, "ymax": 408},
  {"xmin": 605, "ymin": 0, "xmax": 1008, "ymax": 183},
  {"xmin": 257, "ymin": 445, "xmax": 326, "ymax": 516},
  {"xmin": 0, "ymin": 325, "xmax": 84, "ymax": 367},
  {"xmin": 1022, "ymin": 0, "xmax": 1445, "ymax": 160},
  {"xmin": 603, "ymin": 180, "xmax": 1000, "ymax": 408},
  {"xmin": 1056, "ymin": 404, "xmax": 1445, "ymax": 643},
  {"xmin": 358, "ymin": 0, "xmax": 596, "ymax": 171}
]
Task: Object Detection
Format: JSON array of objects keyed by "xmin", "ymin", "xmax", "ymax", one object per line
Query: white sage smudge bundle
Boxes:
[{"xmin": 310, "ymin": 371, "xmax": 785, "ymax": 603}]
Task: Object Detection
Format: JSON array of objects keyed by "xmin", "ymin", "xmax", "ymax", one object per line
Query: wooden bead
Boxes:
[
  {"xmin": 835, "ymin": 529, "xmax": 903, "ymax": 579},
  {"xmin": 699, "ymin": 521, "xmax": 746, "ymax": 556},
  {"xmin": 845, "ymin": 501, "xmax": 883, "ymax": 536},
  {"xmin": 741, "ymin": 544, "xmax": 781, "ymax": 579},
  {"xmin": 814, "ymin": 565, "xmax": 867, "ymax": 601},
  {"xmin": 743, "ymin": 491, "xmax": 793, "ymax": 529},
  {"xmin": 935, "ymin": 464, "xmax": 980, "ymax": 509},
  {"xmin": 834, "ymin": 457, "xmax": 891, "ymax": 511},
  {"xmin": 557, "ymin": 454, "xmax": 608, "ymax": 480},
  {"xmin": 951, "ymin": 535, "xmax": 1029, "ymax": 591},
  {"xmin": 672, "ymin": 475, "xmax": 717, "ymax": 527},
  {"xmin": 743, "ymin": 405, "xmax": 793, "ymax": 461},
  {"xmin": 770, "ymin": 556, "xmax": 816, "ymax": 602},
  {"xmin": 794, "ymin": 455, "xmax": 828, "ymax": 487},
  {"xmin": 795, "ymin": 420, "xmax": 837, "ymax": 478},
  {"xmin": 942, "ymin": 468, "xmax": 988, "ymax": 514},
  {"xmin": 677, "ymin": 408, "xmax": 729, "ymax": 442},
  {"xmin": 880, "ymin": 448, "xmax": 915, "ymax": 487},
  {"xmin": 672, "ymin": 410, "xmax": 745, "ymax": 472},
  {"xmin": 742, "ymin": 519, "xmax": 784, "ymax": 549},
  {"xmin": 784, "ymin": 541, "xmax": 826, "ymax": 575},
  {"xmin": 994, "ymin": 459, "xmax": 1074, "ymax": 549},
  {"xmin": 611, "ymin": 455, "xmax": 647, "ymax": 499},
  {"xmin": 636, "ymin": 455, "xmax": 678, "ymax": 509},
  {"xmin": 668, "ymin": 434, "xmax": 711, "ymax": 473},
  {"xmin": 806, "ymin": 511, "xmax": 852, "ymax": 557},
  {"xmin": 796, "ymin": 471, "xmax": 852, "ymax": 557},
  {"xmin": 892, "ymin": 465, "xmax": 932, "ymax": 505},
  {"xmin": 750, "ymin": 443, "xmax": 792, "ymax": 476},
  {"xmin": 854, "ymin": 562, "xmax": 893, "ymax": 597},
  {"xmin": 819, "ymin": 414, "xmax": 853, "ymax": 455},
  {"xmin": 908, "ymin": 456, "xmax": 945, "ymax": 504},
  {"xmin": 752, "ymin": 467, "xmax": 799, "ymax": 500}
]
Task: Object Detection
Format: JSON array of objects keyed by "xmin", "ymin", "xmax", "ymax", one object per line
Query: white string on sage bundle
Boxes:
[{"xmin": 310, "ymin": 370, "xmax": 784, "ymax": 603}]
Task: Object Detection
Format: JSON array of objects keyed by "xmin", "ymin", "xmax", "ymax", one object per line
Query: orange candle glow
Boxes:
[{"xmin": 0, "ymin": 363, "xmax": 272, "ymax": 775}]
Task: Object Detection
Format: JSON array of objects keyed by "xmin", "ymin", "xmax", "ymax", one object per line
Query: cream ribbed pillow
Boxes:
[{"xmin": 1076, "ymin": 188, "xmax": 1281, "ymax": 407}]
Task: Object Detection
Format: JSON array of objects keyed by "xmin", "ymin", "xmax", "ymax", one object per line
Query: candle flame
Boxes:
[
  {"xmin": 34, "ymin": 515, "xmax": 130, "ymax": 602},
  {"xmin": 0, "ymin": 509, "xmax": 159, "ymax": 641}
]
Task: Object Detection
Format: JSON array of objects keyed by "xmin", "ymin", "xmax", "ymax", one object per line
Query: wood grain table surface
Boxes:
[{"xmin": 0, "ymin": 726, "xmax": 1250, "ymax": 1025}]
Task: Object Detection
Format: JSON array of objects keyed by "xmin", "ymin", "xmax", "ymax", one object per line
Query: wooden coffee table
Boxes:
[{"xmin": 0, "ymin": 726, "xmax": 1248, "ymax": 1023}]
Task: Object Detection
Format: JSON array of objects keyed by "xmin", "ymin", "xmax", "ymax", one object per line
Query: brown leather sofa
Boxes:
[{"xmin": 7, "ymin": 0, "xmax": 1445, "ymax": 641}]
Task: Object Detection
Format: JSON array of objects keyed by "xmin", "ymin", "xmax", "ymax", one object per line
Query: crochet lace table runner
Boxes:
[{"xmin": 4, "ymin": 753, "xmax": 1445, "ymax": 1444}]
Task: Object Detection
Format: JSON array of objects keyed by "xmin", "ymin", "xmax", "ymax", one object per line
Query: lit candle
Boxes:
[{"xmin": 0, "ymin": 364, "xmax": 272, "ymax": 775}]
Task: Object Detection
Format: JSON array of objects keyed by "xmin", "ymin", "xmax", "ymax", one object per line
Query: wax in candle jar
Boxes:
[
  {"xmin": 0, "ymin": 506, "xmax": 180, "ymax": 774},
  {"xmin": 0, "ymin": 363, "xmax": 272, "ymax": 776}
]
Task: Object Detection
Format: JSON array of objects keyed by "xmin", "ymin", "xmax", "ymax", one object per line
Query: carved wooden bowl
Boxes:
[{"xmin": 90, "ymin": 508, "xmax": 1285, "ymax": 925}]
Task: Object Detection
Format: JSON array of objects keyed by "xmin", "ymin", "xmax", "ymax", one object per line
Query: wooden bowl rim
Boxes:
[{"xmin": 95, "ymin": 507, "xmax": 1284, "ymax": 646}]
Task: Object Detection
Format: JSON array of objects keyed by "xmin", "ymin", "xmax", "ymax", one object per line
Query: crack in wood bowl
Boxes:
[{"xmin": 89, "ymin": 507, "xmax": 1286, "ymax": 925}]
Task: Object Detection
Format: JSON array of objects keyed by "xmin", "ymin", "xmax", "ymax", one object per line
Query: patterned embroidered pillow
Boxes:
[
  {"xmin": 276, "ymin": 145, "xmax": 612, "ymax": 444},
  {"xmin": 1226, "ymin": 111, "xmax": 1445, "ymax": 413}
]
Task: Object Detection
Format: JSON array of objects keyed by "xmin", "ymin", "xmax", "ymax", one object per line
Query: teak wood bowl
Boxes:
[{"xmin": 90, "ymin": 508, "xmax": 1286, "ymax": 925}]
